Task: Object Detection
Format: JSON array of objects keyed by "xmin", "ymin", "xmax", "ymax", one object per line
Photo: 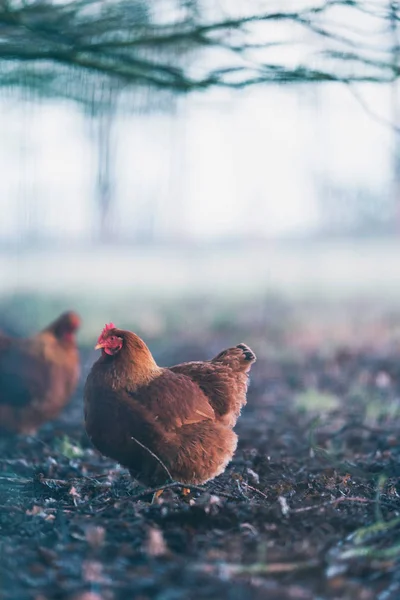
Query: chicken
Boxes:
[
  {"xmin": 0, "ymin": 311, "xmax": 80, "ymax": 434},
  {"xmin": 84, "ymin": 323, "xmax": 256, "ymax": 495}
]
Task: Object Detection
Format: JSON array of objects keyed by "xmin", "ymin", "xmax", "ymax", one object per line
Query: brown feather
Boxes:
[
  {"xmin": 170, "ymin": 343, "xmax": 256, "ymax": 427},
  {"xmin": 0, "ymin": 312, "xmax": 80, "ymax": 434}
]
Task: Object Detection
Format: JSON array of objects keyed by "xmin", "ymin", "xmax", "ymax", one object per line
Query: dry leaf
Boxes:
[
  {"xmin": 145, "ymin": 527, "xmax": 168, "ymax": 557},
  {"xmin": 85, "ymin": 525, "xmax": 106, "ymax": 549}
]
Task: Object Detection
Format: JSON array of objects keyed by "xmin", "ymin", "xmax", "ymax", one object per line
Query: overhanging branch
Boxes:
[{"xmin": 0, "ymin": 0, "xmax": 398, "ymax": 103}]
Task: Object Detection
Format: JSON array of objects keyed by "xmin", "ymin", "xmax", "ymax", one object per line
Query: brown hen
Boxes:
[
  {"xmin": 84, "ymin": 324, "xmax": 256, "ymax": 494},
  {"xmin": 0, "ymin": 311, "xmax": 80, "ymax": 434}
]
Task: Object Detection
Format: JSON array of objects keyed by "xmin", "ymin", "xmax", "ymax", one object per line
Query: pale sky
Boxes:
[{"xmin": 0, "ymin": 80, "xmax": 393, "ymax": 242}]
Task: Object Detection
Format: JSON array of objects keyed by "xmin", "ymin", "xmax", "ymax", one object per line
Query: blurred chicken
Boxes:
[
  {"xmin": 0, "ymin": 311, "xmax": 80, "ymax": 434},
  {"xmin": 84, "ymin": 324, "xmax": 256, "ymax": 494}
]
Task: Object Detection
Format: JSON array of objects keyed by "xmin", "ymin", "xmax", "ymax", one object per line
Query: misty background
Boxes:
[{"xmin": 0, "ymin": 0, "xmax": 399, "ymax": 344}]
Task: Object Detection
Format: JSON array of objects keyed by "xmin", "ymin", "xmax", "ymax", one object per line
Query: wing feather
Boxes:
[
  {"xmin": 128, "ymin": 370, "xmax": 215, "ymax": 430},
  {"xmin": 0, "ymin": 341, "xmax": 51, "ymax": 406}
]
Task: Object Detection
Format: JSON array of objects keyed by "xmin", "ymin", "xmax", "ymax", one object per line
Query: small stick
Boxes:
[
  {"xmin": 130, "ymin": 436, "xmax": 174, "ymax": 482},
  {"xmin": 195, "ymin": 558, "xmax": 320, "ymax": 576},
  {"xmin": 120, "ymin": 482, "xmax": 243, "ymax": 503},
  {"xmin": 291, "ymin": 496, "xmax": 372, "ymax": 514},
  {"xmin": 243, "ymin": 483, "xmax": 268, "ymax": 500},
  {"xmin": 0, "ymin": 475, "xmax": 111, "ymax": 490},
  {"xmin": 0, "ymin": 476, "xmax": 30, "ymax": 485}
]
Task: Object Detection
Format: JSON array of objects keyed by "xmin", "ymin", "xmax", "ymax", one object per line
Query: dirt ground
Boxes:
[{"xmin": 1, "ymin": 334, "xmax": 400, "ymax": 600}]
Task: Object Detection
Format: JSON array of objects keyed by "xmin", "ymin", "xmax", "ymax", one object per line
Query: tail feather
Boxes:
[
  {"xmin": 235, "ymin": 343, "xmax": 256, "ymax": 363},
  {"xmin": 212, "ymin": 343, "xmax": 256, "ymax": 371}
]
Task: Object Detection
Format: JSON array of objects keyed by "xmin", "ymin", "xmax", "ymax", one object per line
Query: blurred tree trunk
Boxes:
[
  {"xmin": 391, "ymin": 3, "xmax": 400, "ymax": 233},
  {"xmin": 95, "ymin": 90, "xmax": 116, "ymax": 242},
  {"xmin": 96, "ymin": 111, "xmax": 113, "ymax": 241}
]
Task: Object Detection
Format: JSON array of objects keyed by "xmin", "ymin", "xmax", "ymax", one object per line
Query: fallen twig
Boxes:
[
  {"xmin": 118, "ymin": 481, "xmax": 243, "ymax": 503},
  {"xmin": 195, "ymin": 558, "xmax": 320, "ymax": 576},
  {"xmin": 0, "ymin": 504, "xmax": 23, "ymax": 512},
  {"xmin": 0, "ymin": 476, "xmax": 30, "ymax": 485},
  {"xmin": 0, "ymin": 474, "xmax": 111, "ymax": 490},
  {"xmin": 291, "ymin": 496, "xmax": 373, "ymax": 513},
  {"xmin": 243, "ymin": 483, "xmax": 269, "ymax": 500}
]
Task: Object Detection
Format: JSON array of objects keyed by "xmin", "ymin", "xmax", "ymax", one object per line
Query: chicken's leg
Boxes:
[{"xmin": 151, "ymin": 489, "xmax": 164, "ymax": 503}]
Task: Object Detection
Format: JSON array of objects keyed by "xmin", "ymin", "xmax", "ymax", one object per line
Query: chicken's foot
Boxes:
[{"xmin": 151, "ymin": 489, "xmax": 164, "ymax": 503}]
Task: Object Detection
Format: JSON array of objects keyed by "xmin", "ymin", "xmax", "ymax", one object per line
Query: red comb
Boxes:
[{"xmin": 97, "ymin": 322, "xmax": 116, "ymax": 343}]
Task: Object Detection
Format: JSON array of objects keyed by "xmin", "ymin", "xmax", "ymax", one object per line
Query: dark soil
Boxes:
[{"xmin": 1, "ymin": 342, "xmax": 400, "ymax": 600}]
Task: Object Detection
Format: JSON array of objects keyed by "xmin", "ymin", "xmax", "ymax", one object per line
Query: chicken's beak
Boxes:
[{"xmin": 94, "ymin": 343, "xmax": 104, "ymax": 350}]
